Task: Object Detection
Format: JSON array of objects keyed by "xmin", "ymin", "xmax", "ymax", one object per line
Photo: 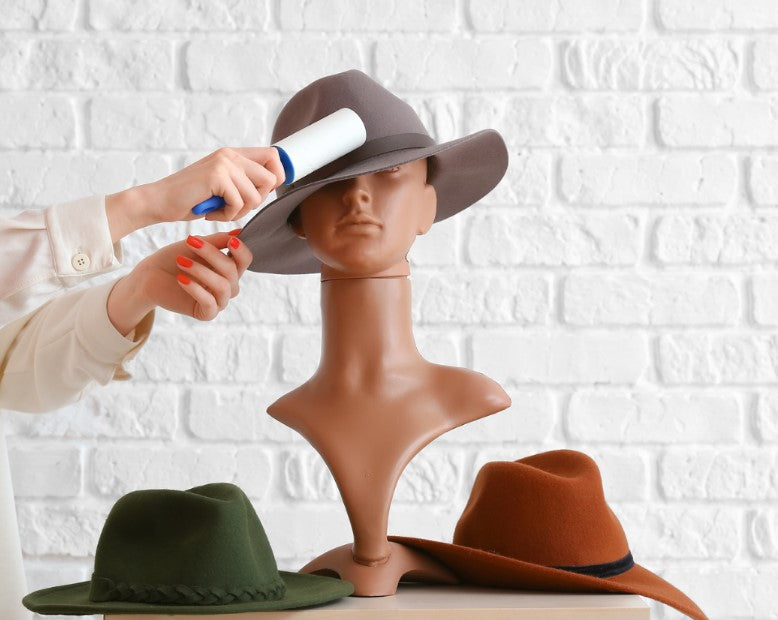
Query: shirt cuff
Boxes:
[
  {"xmin": 74, "ymin": 280, "xmax": 155, "ymax": 379},
  {"xmin": 45, "ymin": 195, "xmax": 122, "ymax": 283}
]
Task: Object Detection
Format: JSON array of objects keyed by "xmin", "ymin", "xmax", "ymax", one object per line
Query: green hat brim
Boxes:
[{"xmin": 23, "ymin": 571, "xmax": 354, "ymax": 615}]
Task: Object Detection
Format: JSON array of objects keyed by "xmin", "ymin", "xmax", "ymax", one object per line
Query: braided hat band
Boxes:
[{"xmin": 89, "ymin": 575, "xmax": 286, "ymax": 605}]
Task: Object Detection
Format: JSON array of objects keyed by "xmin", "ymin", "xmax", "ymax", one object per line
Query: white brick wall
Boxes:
[{"xmin": 1, "ymin": 1, "xmax": 776, "ymax": 618}]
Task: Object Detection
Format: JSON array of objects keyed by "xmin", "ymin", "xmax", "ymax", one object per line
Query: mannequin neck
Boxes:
[{"xmin": 317, "ymin": 262, "xmax": 423, "ymax": 387}]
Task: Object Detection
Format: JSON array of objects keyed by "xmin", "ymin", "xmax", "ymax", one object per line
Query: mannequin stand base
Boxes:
[{"xmin": 300, "ymin": 542, "xmax": 459, "ymax": 596}]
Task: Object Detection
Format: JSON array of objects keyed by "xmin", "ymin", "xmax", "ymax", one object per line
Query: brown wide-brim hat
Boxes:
[
  {"xmin": 390, "ymin": 450, "xmax": 707, "ymax": 620},
  {"xmin": 238, "ymin": 69, "xmax": 508, "ymax": 274}
]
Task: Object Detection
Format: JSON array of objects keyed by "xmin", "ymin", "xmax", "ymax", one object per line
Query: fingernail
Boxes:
[
  {"xmin": 228, "ymin": 228, "xmax": 242, "ymax": 236},
  {"xmin": 177, "ymin": 273, "xmax": 191, "ymax": 285},
  {"xmin": 187, "ymin": 235, "xmax": 203, "ymax": 249},
  {"xmin": 228, "ymin": 237, "xmax": 240, "ymax": 250},
  {"xmin": 176, "ymin": 255, "xmax": 193, "ymax": 268}
]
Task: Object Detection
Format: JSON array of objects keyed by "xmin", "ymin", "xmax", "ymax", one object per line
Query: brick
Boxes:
[
  {"xmin": 756, "ymin": 393, "xmax": 778, "ymax": 442},
  {"xmin": 0, "ymin": 152, "xmax": 171, "ymax": 207},
  {"xmin": 407, "ymin": 217, "xmax": 459, "ymax": 267},
  {"xmin": 468, "ymin": 0, "xmax": 642, "ymax": 32},
  {"xmin": 0, "ymin": 38, "xmax": 174, "ymax": 90},
  {"xmin": 472, "ymin": 332, "xmax": 648, "ymax": 385},
  {"xmin": 464, "ymin": 96, "xmax": 644, "ymax": 147},
  {"xmin": 404, "ymin": 95, "xmax": 461, "ymax": 144},
  {"xmin": 659, "ymin": 333, "xmax": 778, "ymax": 384},
  {"xmin": 133, "ymin": 328, "xmax": 271, "ymax": 383},
  {"xmin": 375, "ymin": 39, "xmax": 551, "ymax": 90},
  {"xmin": 0, "ymin": 95, "xmax": 75, "ymax": 148},
  {"xmin": 280, "ymin": 332, "xmax": 321, "ymax": 384},
  {"xmin": 91, "ymin": 446, "xmax": 273, "ymax": 499},
  {"xmin": 663, "ymin": 566, "xmax": 777, "ymax": 618},
  {"xmin": 1, "ymin": 0, "xmax": 78, "ymax": 30},
  {"xmin": 282, "ymin": 448, "xmax": 464, "ymax": 504},
  {"xmin": 560, "ymin": 154, "xmax": 735, "ymax": 205},
  {"xmin": 90, "ymin": 96, "xmax": 270, "ymax": 150},
  {"xmin": 618, "ymin": 505, "xmax": 740, "ymax": 559},
  {"xmin": 202, "ymin": 272, "xmax": 320, "ymax": 326},
  {"xmin": 4, "ymin": 385, "xmax": 177, "ymax": 439},
  {"xmin": 187, "ymin": 386, "xmax": 304, "ymax": 443},
  {"xmin": 562, "ymin": 39, "xmax": 739, "ymax": 90},
  {"xmin": 660, "ymin": 449, "xmax": 777, "ymax": 499},
  {"xmin": 749, "ymin": 509, "xmax": 778, "ymax": 558},
  {"xmin": 485, "ymin": 151, "xmax": 550, "ymax": 206},
  {"xmin": 567, "ymin": 390, "xmax": 742, "ymax": 443},
  {"xmin": 9, "ymin": 447, "xmax": 81, "ymax": 497},
  {"xmin": 415, "ymin": 330, "xmax": 462, "ymax": 366},
  {"xmin": 280, "ymin": 0, "xmax": 455, "ymax": 31},
  {"xmin": 654, "ymin": 215, "xmax": 778, "ymax": 265},
  {"xmin": 658, "ymin": 96, "xmax": 778, "ymax": 146},
  {"xmin": 563, "ymin": 274, "xmax": 739, "ymax": 326},
  {"xmin": 413, "ymin": 271, "xmax": 549, "ymax": 324},
  {"xmin": 259, "ymin": 505, "xmax": 351, "ymax": 561},
  {"xmin": 466, "ymin": 213, "xmax": 641, "ymax": 266},
  {"xmin": 90, "ymin": 0, "xmax": 268, "ymax": 31},
  {"xmin": 439, "ymin": 390, "xmax": 555, "ymax": 444},
  {"xmin": 186, "ymin": 39, "xmax": 365, "ymax": 92},
  {"xmin": 749, "ymin": 156, "xmax": 778, "ymax": 206},
  {"xmin": 25, "ymin": 563, "xmax": 89, "ymax": 594},
  {"xmin": 659, "ymin": 0, "xmax": 778, "ymax": 31},
  {"xmin": 753, "ymin": 40, "xmax": 778, "ymax": 90},
  {"xmin": 17, "ymin": 502, "xmax": 107, "ymax": 557},
  {"xmin": 752, "ymin": 274, "xmax": 778, "ymax": 326}
]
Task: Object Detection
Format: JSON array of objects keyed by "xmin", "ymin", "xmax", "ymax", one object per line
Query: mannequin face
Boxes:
[{"xmin": 290, "ymin": 158, "xmax": 436, "ymax": 277}]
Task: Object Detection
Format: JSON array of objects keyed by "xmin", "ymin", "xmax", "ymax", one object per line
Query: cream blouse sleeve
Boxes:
[
  {"xmin": 0, "ymin": 196, "xmax": 122, "ymax": 326},
  {"xmin": 0, "ymin": 279, "xmax": 154, "ymax": 414}
]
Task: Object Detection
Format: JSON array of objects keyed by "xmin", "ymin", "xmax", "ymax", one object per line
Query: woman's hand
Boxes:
[
  {"xmin": 105, "ymin": 147, "xmax": 286, "ymax": 241},
  {"xmin": 106, "ymin": 230, "xmax": 252, "ymax": 335}
]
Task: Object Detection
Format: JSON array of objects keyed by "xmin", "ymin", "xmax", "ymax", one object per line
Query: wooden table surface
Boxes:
[{"xmin": 107, "ymin": 584, "xmax": 650, "ymax": 620}]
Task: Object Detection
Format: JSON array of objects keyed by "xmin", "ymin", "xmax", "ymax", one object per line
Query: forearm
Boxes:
[
  {"xmin": 105, "ymin": 184, "xmax": 157, "ymax": 243},
  {"xmin": 0, "ymin": 281, "xmax": 153, "ymax": 413}
]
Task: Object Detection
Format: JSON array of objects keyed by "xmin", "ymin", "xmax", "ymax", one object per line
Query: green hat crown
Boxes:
[{"xmin": 88, "ymin": 483, "xmax": 285, "ymax": 606}]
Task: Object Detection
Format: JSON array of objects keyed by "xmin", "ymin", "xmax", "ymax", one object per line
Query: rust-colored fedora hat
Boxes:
[
  {"xmin": 390, "ymin": 450, "xmax": 707, "ymax": 620},
  {"xmin": 237, "ymin": 69, "xmax": 508, "ymax": 274}
]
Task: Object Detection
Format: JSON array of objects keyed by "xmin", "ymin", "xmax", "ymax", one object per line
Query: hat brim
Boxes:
[
  {"xmin": 389, "ymin": 537, "xmax": 707, "ymax": 620},
  {"xmin": 23, "ymin": 571, "xmax": 354, "ymax": 615},
  {"xmin": 238, "ymin": 128, "xmax": 508, "ymax": 274}
]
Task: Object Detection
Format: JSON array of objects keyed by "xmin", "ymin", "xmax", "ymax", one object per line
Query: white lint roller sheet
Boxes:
[{"xmin": 273, "ymin": 107, "xmax": 367, "ymax": 184}]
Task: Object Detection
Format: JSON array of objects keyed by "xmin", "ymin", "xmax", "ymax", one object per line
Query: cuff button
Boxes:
[{"xmin": 72, "ymin": 252, "xmax": 91, "ymax": 271}]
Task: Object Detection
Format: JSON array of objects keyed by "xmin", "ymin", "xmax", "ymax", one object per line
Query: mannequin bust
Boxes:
[{"xmin": 267, "ymin": 157, "xmax": 511, "ymax": 595}]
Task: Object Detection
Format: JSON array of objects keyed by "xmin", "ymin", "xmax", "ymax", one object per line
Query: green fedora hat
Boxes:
[{"xmin": 23, "ymin": 483, "xmax": 353, "ymax": 615}]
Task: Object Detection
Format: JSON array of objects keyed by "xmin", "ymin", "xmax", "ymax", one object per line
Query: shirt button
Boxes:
[{"xmin": 72, "ymin": 252, "xmax": 91, "ymax": 271}]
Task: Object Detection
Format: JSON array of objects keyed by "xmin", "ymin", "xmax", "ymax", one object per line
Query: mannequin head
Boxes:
[{"xmin": 287, "ymin": 158, "xmax": 437, "ymax": 278}]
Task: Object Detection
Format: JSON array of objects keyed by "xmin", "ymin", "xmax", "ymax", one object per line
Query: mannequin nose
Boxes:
[{"xmin": 341, "ymin": 176, "xmax": 371, "ymax": 209}]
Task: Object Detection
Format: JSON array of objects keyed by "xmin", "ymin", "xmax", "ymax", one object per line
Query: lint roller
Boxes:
[{"xmin": 192, "ymin": 108, "xmax": 367, "ymax": 215}]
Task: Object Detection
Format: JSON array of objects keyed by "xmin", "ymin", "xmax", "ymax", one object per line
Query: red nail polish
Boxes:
[
  {"xmin": 228, "ymin": 228, "xmax": 242, "ymax": 236},
  {"xmin": 187, "ymin": 235, "xmax": 203, "ymax": 249},
  {"xmin": 228, "ymin": 237, "xmax": 240, "ymax": 250},
  {"xmin": 176, "ymin": 255, "xmax": 193, "ymax": 268},
  {"xmin": 177, "ymin": 273, "xmax": 190, "ymax": 285}
]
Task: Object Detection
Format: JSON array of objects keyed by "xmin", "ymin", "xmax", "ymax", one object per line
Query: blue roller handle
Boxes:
[{"xmin": 191, "ymin": 146, "xmax": 295, "ymax": 215}]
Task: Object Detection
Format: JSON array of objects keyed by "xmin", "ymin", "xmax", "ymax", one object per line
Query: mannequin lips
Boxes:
[{"xmin": 337, "ymin": 215, "xmax": 383, "ymax": 231}]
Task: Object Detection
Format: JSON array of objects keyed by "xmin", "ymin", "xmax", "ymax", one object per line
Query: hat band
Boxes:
[
  {"xmin": 89, "ymin": 574, "xmax": 287, "ymax": 605},
  {"xmin": 283, "ymin": 132, "xmax": 436, "ymax": 192},
  {"xmin": 552, "ymin": 551, "xmax": 634, "ymax": 579}
]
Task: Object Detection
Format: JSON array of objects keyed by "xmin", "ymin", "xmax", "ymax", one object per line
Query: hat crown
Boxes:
[
  {"xmin": 272, "ymin": 69, "xmax": 430, "ymax": 145},
  {"xmin": 89, "ymin": 483, "xmax": 285, "ymax": 605},
  {"xmin": 454, "ymin": 450, "xmax": 630, "ymax": 568}
]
